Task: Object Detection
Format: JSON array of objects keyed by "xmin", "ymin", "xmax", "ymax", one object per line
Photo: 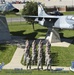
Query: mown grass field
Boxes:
[
  {"xmin": 63, "ymin": 11, "xmax": 74, "ymax": 15},
  {"xmin": 0, "ymin": 44, "xmax": 16, "ymax": 64},
  {"xmin": 0, "ymin": 11, "xmax": 74, "ymax": 75},
  {"xmin": 8, "ymin": 22, "xmax": 74, "ymax": 38},
  {"xmin": 8, "ymin": 22, "xmax": 74, "ymax": 66},
  {"xmin": 0, "ymin": 70, "xmax": 74, "ymax": 75},
  {"xmin": 8, "ymin": 22, "xmax": 48, "ymax": 39}
]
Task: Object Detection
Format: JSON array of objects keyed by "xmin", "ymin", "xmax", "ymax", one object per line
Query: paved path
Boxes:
[
  {"xmin": 3, "ymin": 46, "xmax": 70, "ymax": 71},
  {"xmin": 3, "ymin": 47, "xmax": 26, "ymax": 69},
  {"xmin": 6, "ymin": 17, "xmax": 25, "ymax": 23}
]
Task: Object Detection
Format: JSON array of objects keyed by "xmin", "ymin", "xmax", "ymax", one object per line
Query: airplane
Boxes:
[
  {"xmin": 0, "ymin": 2, "xmax": 19, "ymax": 14},
  {"xmin": 23, "ymin": 3, "xmax": 74, "ymax": 42},
  {"xmin": 0, "ymin": 2, "xmax": 19, "ymax": 41}
]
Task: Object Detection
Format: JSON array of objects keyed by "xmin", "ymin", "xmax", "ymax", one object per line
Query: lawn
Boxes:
[
  {"xmin": 63, "ymin": 11, "xmax": 74, "ymax": 15},
  {"xmin": 51, "ymin": 44, "xmax": 74, "ymax": 66},
  {"xmin": 5, "ymin": 14, "xmax": 20, "ymax": 18},
  {"xmin": 7, "ymin": 22, "xmax": 74, "ymax": 66},
  {"xmin": 8, "ymin": 22, "xmax": 48, "ymax": 39},
  {"xmin": 8, "ymin": 22, "xmax": 74, "ymax": 38},
  {"xmin": 0, "ymin": 44, "xmax": 17, "ymax": 64},
  {"xmin": 0, "ymin": 70, "xmax": 74, "ymax": 75},
  {"xmin": 0, "ymin": 11, "xmax": 74, "ymax": 74}
]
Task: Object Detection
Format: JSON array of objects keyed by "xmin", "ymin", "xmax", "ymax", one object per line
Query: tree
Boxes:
[{"xmin": 22, "ymin": 2, "xmax": 38, "ymax": 30}]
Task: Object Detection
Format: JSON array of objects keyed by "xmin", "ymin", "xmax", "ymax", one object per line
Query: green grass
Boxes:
[
  {"xmin": 7, "ymin": 22, "xmax": 74, "ymax": 66},
  {"xmin": 0, "ymin": 13, "xmax": 74, "ymax": 74},
  {"xmin": 8, "ymin": 22, "xmax": 74, "ymax": 39},
  {"xmin": 63, "ymin": 11, "xmax": 74, "ymax": 15},
  {"xmin": 51, "ymin": 44, "xmax": 74, "ymax": 66},
  {"xmin": 21, "ymin": 41, "xmax": 74, "ymax": 67},
  {"xmin": 0, "ymin": 44, "xmax": 17, "ymax": 64},
  {"xmin": 0, "ymin": 70, "xmax": 74, "ymax": 75},
  {"xmin": 5, "ymin": 14, "xmax": 20, "ymax": 18},
  {"xmin": 8, "ymin": 22, "xmax": 47, "ymax": 39}
]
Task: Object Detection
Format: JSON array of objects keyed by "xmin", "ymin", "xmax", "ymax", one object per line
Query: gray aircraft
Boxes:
[
  {"xmin": 0, "ymin": 2, "xmax": 19, "ymax": 14},
  {"xmin": 0, "ymin": 2, "xmax": 19, "ymax": 41},
  {"xmin": 23, "ymin": 3, "xmax": 74, "ymax": 42}
]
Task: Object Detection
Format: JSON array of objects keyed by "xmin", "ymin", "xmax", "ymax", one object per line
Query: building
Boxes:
[
  {"xmin": 1, "ymin": 0, "xmax": 74, "ymax": 7},
  {"xmin": 1, "ymin": 0, "xmax": 74, "ymax": 11},
  {"xmin": 36, "ymin": 0, "xmax": 74, "ymax": 7}
]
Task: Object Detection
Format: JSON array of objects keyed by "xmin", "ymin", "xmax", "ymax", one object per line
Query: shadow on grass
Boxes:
[
  {"xmin": 0, "ymin": 44, "xmax": 8, "ymax": 51},
  {"xmin": 71, "ymin": 39, "xmax": 74, "ymax": 44},
  {"xmin": 51, "ymin": 52, "xmax": 59, "ymax": 66},
  {"xmin": 35, "ymin": 29, "xmax": 47, "ymax": 33},
  {"xmin": 25, "ymin": 32, "xmax": 38, "ymax": 40},
  {"xmin": 59, "ymin": 33, "xmax": 74, "ymax": 44},
  {"xmin": 10, "ymin": 30, "xmax": 26, "ymax": 36},
  {"xmin": 10, "ymin": 30, "xmax": 38, "ymax": 40},
  {"xmin": 35, "ymin": 29, "xmax": 47, "ymax": 37}
]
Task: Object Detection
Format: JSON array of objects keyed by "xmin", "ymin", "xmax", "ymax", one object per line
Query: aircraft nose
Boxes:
[
  {"xmin": 11, "ymin": 8, "xmax": 19, "ymax": 13},
  {"xmin": 3, "ymin": 2, "xmax": 19, "ymax": 13}
]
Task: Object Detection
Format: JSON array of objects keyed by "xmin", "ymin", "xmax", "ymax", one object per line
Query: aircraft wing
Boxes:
[
  {"xmin": 23, "ymin": 15, "xmax": 59, "ymax": 19},
  {"xmin": 23, "ymin": 15, "xmax": 59, "ymax": 23}
]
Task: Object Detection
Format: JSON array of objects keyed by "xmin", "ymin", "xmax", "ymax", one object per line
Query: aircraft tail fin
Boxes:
[{"xmin": 38, "ymin": 3, "xmax": 48, "ymax": 16}]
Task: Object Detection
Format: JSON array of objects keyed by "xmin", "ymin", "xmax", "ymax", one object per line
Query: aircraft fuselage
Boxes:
[{"xmin": 38, "ymin": 15, "xmax": 74, "ymax": 30}]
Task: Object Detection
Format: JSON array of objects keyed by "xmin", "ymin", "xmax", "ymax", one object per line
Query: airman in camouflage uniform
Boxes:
[
  {"xmin": 23, "ymin": 47, "xmax": 28, "ymax": 63},
  {"xmin": 32, "ymin": 40, "xmax": 37, "ymax": 65},
  {"xmin": 37, "ymin": 53, "xmax": 43, "ymax": 70},
  {"xmin": 25, "ymin": 40, "xmax": 30, "ymax": 52},
  {"xmin": 23, "ymin": 40, "xmax": 30, "ymax": 64},
  {"xmin": 37, "ymin": 40, "xmax": 43, "ymax": 70},
  {"xmin": 45, "ymin": 54, "xmax": 51, "ymax": 70},
  {"xmin": 26, "ymin": 55, "xmax": 31, "ymax": 70},
  {"xmin": 45, "ymin": 41, "xmax": 51, "ymax": 53},
  {"xmin": 45, "ymin": 41, "xmax": 51, "ymax": 70}
]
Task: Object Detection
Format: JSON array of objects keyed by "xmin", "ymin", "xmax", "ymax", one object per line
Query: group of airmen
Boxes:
[{"xmin": 23, "ymin": 40, "xmax": 51, "ymax": 70}]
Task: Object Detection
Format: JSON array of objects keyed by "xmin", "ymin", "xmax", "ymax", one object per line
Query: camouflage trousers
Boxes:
[
  {"xmin": 26, "ymin": 63, "xmax": 31, "ymax": 70},
  {"xmin": 37, "ymin": 58, "xmax": 43, "ymax": 70},
  {"xmin": 23, "ymin": 53, "xmax": 28, "ymax": 64}
]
